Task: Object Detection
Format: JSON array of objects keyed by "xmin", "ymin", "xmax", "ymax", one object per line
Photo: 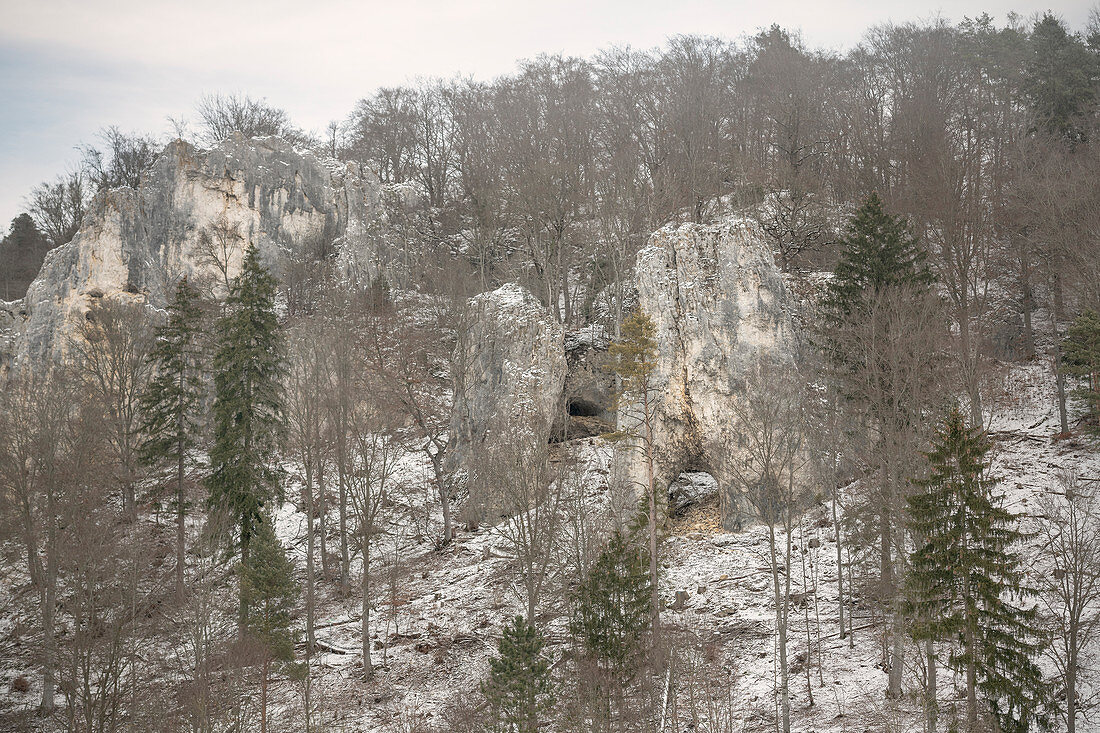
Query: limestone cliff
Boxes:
[
  {"xmin": 4, "ymin": 134, "xmax": 384, "ymax": 368},
  {"xmin": 610, "ymin": 217, "xmax": 793, "ymax": 527},
  {"xmin": 447, "ymin": 283, "xmax": 565, "ymax": 524}
]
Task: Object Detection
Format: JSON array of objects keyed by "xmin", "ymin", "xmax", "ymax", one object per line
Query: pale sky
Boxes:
[{"xmin": 0, "ymin": 0, "xmax": 1094, "ymax": 230}]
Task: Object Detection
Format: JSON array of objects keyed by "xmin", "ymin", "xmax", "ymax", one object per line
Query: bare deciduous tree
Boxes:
[{"xmin": 1036, "ymin": 471, "xmax": 1100, "ymax": 733}]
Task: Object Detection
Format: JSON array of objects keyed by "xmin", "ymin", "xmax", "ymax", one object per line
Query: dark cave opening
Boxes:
[{"xmin": 567, "ymin": 399, "xmax": 601, "ymax": 417}]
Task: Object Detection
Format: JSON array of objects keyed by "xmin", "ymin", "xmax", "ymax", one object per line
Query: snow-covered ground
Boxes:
[{"xmin": 2, "ymin": 359, "xmax": 1098, "ymax": 732}]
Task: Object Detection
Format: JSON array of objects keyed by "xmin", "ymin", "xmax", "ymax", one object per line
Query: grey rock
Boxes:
[
  {"xmin": 447, "ymin": 284, "xmax": 565, "ymax": 524},
  {"xmin": 610, "ymin": 216, "xmax": 793, "ymax": 528},
  {"xmin": 4, "ymin": 134, "xmax": 383, "ymax": 369}
]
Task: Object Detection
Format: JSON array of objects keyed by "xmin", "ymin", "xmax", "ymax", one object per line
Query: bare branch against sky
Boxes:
[{"xmin": 0, "ymin": 0, "xmax": 1092, "ymax": 229}]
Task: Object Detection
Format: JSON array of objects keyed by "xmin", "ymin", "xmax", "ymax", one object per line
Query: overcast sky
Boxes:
[{"xmin": 0, "ymin": 0, "xmax": 1094, "ymax": 230}]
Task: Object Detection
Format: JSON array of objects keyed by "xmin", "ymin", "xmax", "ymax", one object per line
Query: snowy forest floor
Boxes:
[{"xmin": 2, "ymin": 358, "xmax": 1099, "ymax": 732}]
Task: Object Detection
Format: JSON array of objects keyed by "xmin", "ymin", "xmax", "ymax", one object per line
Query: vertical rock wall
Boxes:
[{"xmin": 610, "ymin": 217, "xmax": 793, "ymax": 527}]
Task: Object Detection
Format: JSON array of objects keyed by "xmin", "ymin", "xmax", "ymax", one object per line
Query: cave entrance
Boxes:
[{"xmin": 567, "ymin": 399, "xmax": 601, "ymax": 417}]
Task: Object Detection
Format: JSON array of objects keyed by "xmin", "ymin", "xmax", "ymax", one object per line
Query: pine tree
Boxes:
[
  {"xmin": 140, "ymin": 276, "xmax": 206, "ymax": 596},
  {"xmin": 240, "ymin": 515, "xmax": 298, "ymax": 733},
  {"xmin": 482, "ymin": 615, "xmax": 554, "ymax": 733},
  {"xmin": 605, "ymin": 309, "xmax": 662, "ymax": 625},
  {"xmin": 570, "ymin": 530, "xmax": 652, "ymax": 676},
  {"xmin": 906, "ymin": 407, "xmax": 1050, "ymax": 732},
  {"xmin": 205, "ymin": 245, "xmax": 286, "ymax": 628},
  {"xmin": 1062, "ymin": 310, "xmax": 1100, "ymax": 433}
]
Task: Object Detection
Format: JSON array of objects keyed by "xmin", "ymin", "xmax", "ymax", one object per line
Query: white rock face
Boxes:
[
  {"xmin": 447, "ymin": 283, "xmax": 566, "ymax": 524},
  {"xmin": 5, "ymin": 134, "xmax": 384, "ymax": 368},
  {"xmin": 611, "ymin": 217, "xmax": 793, "ymax": 527}
]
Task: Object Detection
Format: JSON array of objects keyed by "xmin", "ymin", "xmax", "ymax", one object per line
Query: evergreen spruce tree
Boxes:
[
  {"xmin": 821, "ymin": 192, "xmax": 934, "ymax": 337},
  {"xmin": 482, "ymin": 615, "xmax": 554, "ymax": 733},
  {"xmin": 140, "ymin": 276, "xmax": 206, "ymax": 596},
  {"xmin": 819, "ymin": 192, "xmax": 938, "ymax": 698},
  {"xmin": 1062, "ymin": 310, "xmax": 1100, "ymax": 433},
  {"xmin": 570, "ymin": 530, "xmax": 652, "ymax": 676},
  {"xmin": 240, "ymin": 515, "xmax": 298, "ymax": 733},
  {"xmin": 906, "ymin": 407, "xmax": 1050, "ymax": 732},
  {"xmin": 205, "ymin": 245, "xmax": 286, "ymax": 628}
]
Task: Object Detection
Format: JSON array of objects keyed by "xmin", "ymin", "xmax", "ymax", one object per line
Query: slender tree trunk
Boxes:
[
  {"xmin": 239, "ymin": 530, "xmax": 250, "ymax": 637},
  {"xmin": 429, "ymin": 448, "xmax": 452, "ymax": 544},
  {"xmin": 1067, "ymin": 627, "xmax": 1077, "ymax": 733},
  {"xmin": 176, "ymin": 444, "xmax": 186, "ymax": 598},
  {"xmin": 959, "ymin": 309, "xmax": 984, "ymax": 429},
  {"xmin": 362, "ymin": 537, "xmax": 372, "ymax": 679},
  {"xmin": 644, "ymin": 393, "xmax": 659, "ymax": 631},
  {"xmin": 338, "ymin": 449, "xmax": 350, "ymax": 593},
  {"xmin": 305, "ymin": 460, "xmax": 316, "ymax": 651},
  {"xmin": 926, "ymin": 639, "xmax": 937, "ymax": 733},
  {"xmin": 1051, "ymin": 282, "xmax": 1070, "ymax": 434},
  {"xmin": 769, "ymin": 524, "xmax": 791, "ymax": 733},
  {"xmin": 318, "ymin": 460, "xmax": 329, "ymax": 577},
  {"xmin": 40, "ymin": 503, "xmax": 57, "ymax": 715},
  {"xmin": 832, "ymin": 489, "xmax": 846, "ymax": 639},
  {"xmin": 1019, "ymin": 244, "xmax": 1035, "ymax": 358},
  {"xmin": 261, "ymin": 657, "xmax": 269, "ymax": 733}
]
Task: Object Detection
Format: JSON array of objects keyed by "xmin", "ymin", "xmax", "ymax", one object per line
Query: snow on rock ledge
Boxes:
[
  {"xmin": 447, "ymin": 283, "xmax": 566, "ymax": 525},
  {"xmin": 611, "ymin": 217, "xmax": 793, "ymax": 528},
  {"xmin": 4, "ymin": 134, "xmax": 384, "ymax": 368}
]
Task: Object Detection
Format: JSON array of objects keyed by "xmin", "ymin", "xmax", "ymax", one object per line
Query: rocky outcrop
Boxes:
[
  {"xmin": 447, "ymin": 283, "xmax": 566, "ymax": 524},
  {"xmin": 610, "ymin": 217, "xmax": 793, "ymax": 528},
  {"xmin": 554, "ymin": 325, "xmax": 616, "ymax": 440},
  {"xmin": 4, "ymin": 134, "xmax": 384, "ymax": 368}
]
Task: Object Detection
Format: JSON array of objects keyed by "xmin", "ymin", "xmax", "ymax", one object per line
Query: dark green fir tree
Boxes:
[
  {"xmin": 1062, "ymin": 310, "xmax": 1100, "ymax": 433},
  {"xmin": 241, "ymin": 515, "xmax": 298, "ymax": 733},
  {"xmin": 205, "ymin": 245, "xmax": 286, "ymax": 628},
  {"xmin": 906, "ymin": 407, "xmax": 1049, "ymax": 733},
  {"xmin": 140, "ymin": 276, "xmax": 206, "ymax": 596},
  {"xmin": 482, "ymin": 615, "xmax": 554, "ymax": 733},
  {"xmin": 570, "ymin": 530, "xmax": 652, "ymax": 676},
  {"xmin": 821, "ymin": 192, "xmax": 934, "ymax": 326}
]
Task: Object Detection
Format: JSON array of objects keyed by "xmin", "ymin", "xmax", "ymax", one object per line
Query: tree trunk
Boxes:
[
  {"xmin": 261, "ymin": 657, "xmax": 269, "ymax": 733},
  {"xmin": 926, "ymin": 639, "xmax": 937, "ymax": 733},
  {"xmin": 832, "ymin": 490, "xmax": 846, "ymax": 639},
  {"xmin": 769, "ymin": 524, "xmax": 791, "ymax": 733},
  {"xmin": 305, "ymin": 460, "xmax": 316, "ymax": 651},
  {"xmin": 362, "ymin": 538, "xmax": 372, "ymax": 679},
  {"xmin": 645, "ymin": 398, "xmax": 659, "ymax": 630},
  {"xmin": 338, "ymin": 459, "xmax": 350, "ymax": 594},
  {"xmin": 239, "ymin": 529, "xmax": 250, "ymax": 637},
  {"xmin": 429, "ymin": 448, "xmax": 452, "ymax": 545},
  {"xmin": 1067, "ymin": 627, "xmax": 1077, "ymax": 733},
  {"xmin": 40, "ymin": 520, "xmax": 57, "ymax": 714},
  {"xmin": 318, "ymin": 459, "xmax": 329, "ymax": 577},
  {"xmin": 176, "ymin": 446, "xmax": 186, "ymax": 598},
  {"xmin": 1052, "ymin": 276, "xmax": 1069, "ymax": 434}
]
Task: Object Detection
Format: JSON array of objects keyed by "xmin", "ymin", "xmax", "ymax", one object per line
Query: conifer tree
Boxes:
[
  {"xmin": 240, "ymin": 515, "xmax": 298, "ymax": 733},
  {"xmin": 1062, "ymin": 310, "xmax": 1100, "ymax": 433},
  {"xmin": 821, "ymin": 192, "xmax": 934, "ymax": 336},
  {"xmin": 906, "ymin": 407, "xmax": 1049, "ymax": 733},
  {"xmin": 140, "ymin": 276, "xmax": 206, "ymax": 596},
  {"xmin": 570, "ymin": 530, "xmax": 652, "ymax": 676},
  {"xmin": 206, "ymin": 245, "xmax": 286, "ymax": 628},
  {"xmin": 819, "ymin": 192, "xmax": 939, "ymax": 698},
  {"xmin": 482, "ymin": 615, "xmax": 554, "ymax": 733},
  {"xmin": 605, "ymin": 309, "xmax": 662, "ymax": 626}
]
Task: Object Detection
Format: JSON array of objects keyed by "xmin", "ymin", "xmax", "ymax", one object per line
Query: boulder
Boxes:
[{"xmin": 610, "ymin": 217, "xmax": 793, "ymax": 528}]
